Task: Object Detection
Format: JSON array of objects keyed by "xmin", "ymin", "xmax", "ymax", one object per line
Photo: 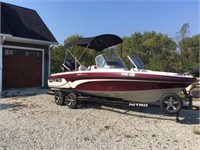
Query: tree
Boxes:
[
  {"xmin": 122, "ymin": 31, "xmax": 177, "ymax": 71},
  {"xmin": 175, "ymin": 23, "xmax": 199, "ymax": 72},
  {"xmin": 180, "ymin": 34, "xmax": 200, "ymax": 71},
  {"xmin": 51, "ymin": 45, "xmax": 65, "ymax": 73},
  {"xmin": 175, "ymin": 23, "xmax": 190, "ymax": 72},
  {"xmin": 177, "ymin": 23, "xmax": 190, "ymax": 49},
  {"xmin": 64, "ymin": 34, "xmax": 83, "ymax": 61}
]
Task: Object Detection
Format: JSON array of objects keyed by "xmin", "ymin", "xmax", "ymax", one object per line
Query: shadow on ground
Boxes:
[
  {"xmin": 80, "ymin": 101, "xmax": 200, "ymax": 125},
  {"xmin": 1, "ymin": 88, "xmax": 50, "ymax": 98},
  {"xmin": 0, "ymin": 103, "xmax": 25, "ymax": 110}
]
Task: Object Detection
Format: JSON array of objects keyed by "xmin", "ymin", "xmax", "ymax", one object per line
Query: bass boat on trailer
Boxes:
[{"xmin": 48, "ymin": 34, "xmax": 196, "ymax": 114}]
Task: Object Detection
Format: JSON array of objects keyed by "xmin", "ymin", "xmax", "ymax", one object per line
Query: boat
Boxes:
[{"xmin": 48, "ymin": 34, "xmax": 197, "ymax": 114}]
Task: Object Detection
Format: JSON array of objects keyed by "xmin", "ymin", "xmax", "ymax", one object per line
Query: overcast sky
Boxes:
[{"xmin": 2, "ymin": 0, "xmax": 200, "ymax": 44}]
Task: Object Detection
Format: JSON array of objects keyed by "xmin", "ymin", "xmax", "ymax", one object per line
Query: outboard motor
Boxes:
[
  {"xmin": 61, "ymin": 60, "xmax": 76, "ymax": 72},
  {"xmin": 189, "ymin": 78, "xmax": 200, "ymax": 98}
]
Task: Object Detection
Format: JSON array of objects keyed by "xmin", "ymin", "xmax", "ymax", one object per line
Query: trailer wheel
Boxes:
[
  {"xmin": 160, "ymin": 93, "xmax": 183, "ymax": 114},
  {"xmin": 65, "ymin": 92, "xmax": 77, "ymax": 109},
  {"xmin": 190, "ymin": 87, "xmax": 200, "ymax": 98},
  {"xmin": 55, "ymin": 91, "xmax": 65, "ymax": 105}
]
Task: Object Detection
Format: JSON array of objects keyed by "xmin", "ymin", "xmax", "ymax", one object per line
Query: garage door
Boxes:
[{"xmin": 3, "ymin": 48, "xmax": 42, "ymax": 89}]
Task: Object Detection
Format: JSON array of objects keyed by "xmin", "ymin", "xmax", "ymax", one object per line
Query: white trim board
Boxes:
[
  {"xmin": 0, "ymin": 44, "xmax": 3, "ymax": 94},
  {"xmin": 2, "ymin": 45, "xmax": 45, "ymax": 87},
  {"xmin": 5, "ymin": 36, "xmax": 58, "ymax": 46},
  {"xmin": 48, "ymin": 47, "xmax": 51, "ymax": 76}
]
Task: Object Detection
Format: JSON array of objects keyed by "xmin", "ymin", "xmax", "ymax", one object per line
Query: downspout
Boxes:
[
  {"xmin": 48, "ymin": 45, "xmax": 53, "ymax": 76},
  {"xmin": 0, "ymin": 36, "xmax": 5, "ymax": 97}
]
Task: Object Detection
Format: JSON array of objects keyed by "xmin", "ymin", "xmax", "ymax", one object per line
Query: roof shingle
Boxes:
[{"xmin": 0, "ymin": 2, "xmax": 57, "ymax": 43}]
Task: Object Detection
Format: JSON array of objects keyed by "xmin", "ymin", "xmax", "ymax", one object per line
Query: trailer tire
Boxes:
[
  {"xmin": 190, "ymin": 87, "xmax": 200, "ymax": 98},
  {"xmin": 55, "ymin": 91, "xmax": 65, "ymax": 105},
  {"xmin": 160, "ymin": 93, "xmax": 183, "ymax": 114},
  {"xmin": 65, "ymin": 92, "xmax": 77, "ymax": 109}
]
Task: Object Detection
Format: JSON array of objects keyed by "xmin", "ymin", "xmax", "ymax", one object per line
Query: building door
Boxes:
[{"xmin": 3, "ymin": 48, "xmax": 42, "ymax": 89}]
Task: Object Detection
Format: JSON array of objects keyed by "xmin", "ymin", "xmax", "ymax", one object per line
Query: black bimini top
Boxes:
[{"xmin": 65, "ymin": 34, "xmax": 123, "ymax": 52}]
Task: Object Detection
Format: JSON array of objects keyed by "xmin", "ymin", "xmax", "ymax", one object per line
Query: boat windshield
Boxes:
[
  {"xmin": 95, "ymin": 54, "xmax": 127, "ymax": 69},
  {"xmin": 128, "ymin": 55, "xmax": 145, "ymax": 69}
]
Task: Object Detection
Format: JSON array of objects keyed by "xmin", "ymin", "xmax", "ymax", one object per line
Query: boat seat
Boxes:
[
  {"xmin": 88, "ymin": 65, "xmax": 97, "ymax": 70},
  {"xmin": 78, "ymin": 65, "xmax": 87, "ymax": 71},
  {"xmin": 91, "ymin": 65, "xmax": 97, "ymax": 70}
]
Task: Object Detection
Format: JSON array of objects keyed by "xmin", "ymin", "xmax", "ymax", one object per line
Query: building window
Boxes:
[
  {"xmin": 25, "ymin": 51, "xmax": 42, "ymax": 58},
  {"xmin": 4, "ymin": 49, "xmax": 23, "ymax": 56},
  {"xmin": 4, "ymin": 49, "xmax": 12, "ymax": 55},
  {"xmin": 4, "ymin": 49, "xmax": 41, "ymax": 58}
]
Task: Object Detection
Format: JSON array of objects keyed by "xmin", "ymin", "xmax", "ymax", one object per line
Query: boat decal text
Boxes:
[{"xmin": 129, "ymin": 103, "xmax": 148, "ymax": 107}]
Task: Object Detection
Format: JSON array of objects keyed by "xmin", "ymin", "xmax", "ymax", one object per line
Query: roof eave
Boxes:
[{"xmin": 4, "ymin": 36, "xmax": 59, "ymax": 46}]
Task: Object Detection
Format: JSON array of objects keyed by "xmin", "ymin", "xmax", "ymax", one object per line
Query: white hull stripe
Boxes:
[
  {"xmin": 79, "ymin": 88, "xmax": 182, "ymax": 103},
  {"xmin": 48, "ymin": 78, "xmax": 189, "ymax": 89}
]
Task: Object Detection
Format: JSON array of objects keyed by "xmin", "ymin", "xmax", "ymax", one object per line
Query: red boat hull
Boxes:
[{"xmin": 48, "ymin": 71, "xmax": 195, "ymax": 102}]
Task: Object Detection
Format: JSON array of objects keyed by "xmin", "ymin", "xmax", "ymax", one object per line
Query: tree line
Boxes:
[{"xmin": 51, "ymin": 23, "xmax": 199, "ymax": 75}]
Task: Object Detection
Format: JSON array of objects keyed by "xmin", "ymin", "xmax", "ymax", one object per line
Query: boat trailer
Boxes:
[
  {"xmin": 48, "ymin": 89, "xmax": 199, "ymax": 123},
  {"xmin": 77, "ymin": 93, "xmax": 199, "ymax": 123}
]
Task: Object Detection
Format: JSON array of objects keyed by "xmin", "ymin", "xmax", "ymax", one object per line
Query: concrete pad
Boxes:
[{"xmin": 0, "ymin": 87, "xmax": 50, "ymax": 98}]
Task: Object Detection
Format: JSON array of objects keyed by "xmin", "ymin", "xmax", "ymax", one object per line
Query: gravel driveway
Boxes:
[{"xmin": 0, "ymin": 90, "xmax": 200, "ymax": 150}]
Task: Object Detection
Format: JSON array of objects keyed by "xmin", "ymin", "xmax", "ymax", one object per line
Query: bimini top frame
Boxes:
[{"xmin": 63, "ymin": 34, "xmax": 123, "ymax": 71}]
